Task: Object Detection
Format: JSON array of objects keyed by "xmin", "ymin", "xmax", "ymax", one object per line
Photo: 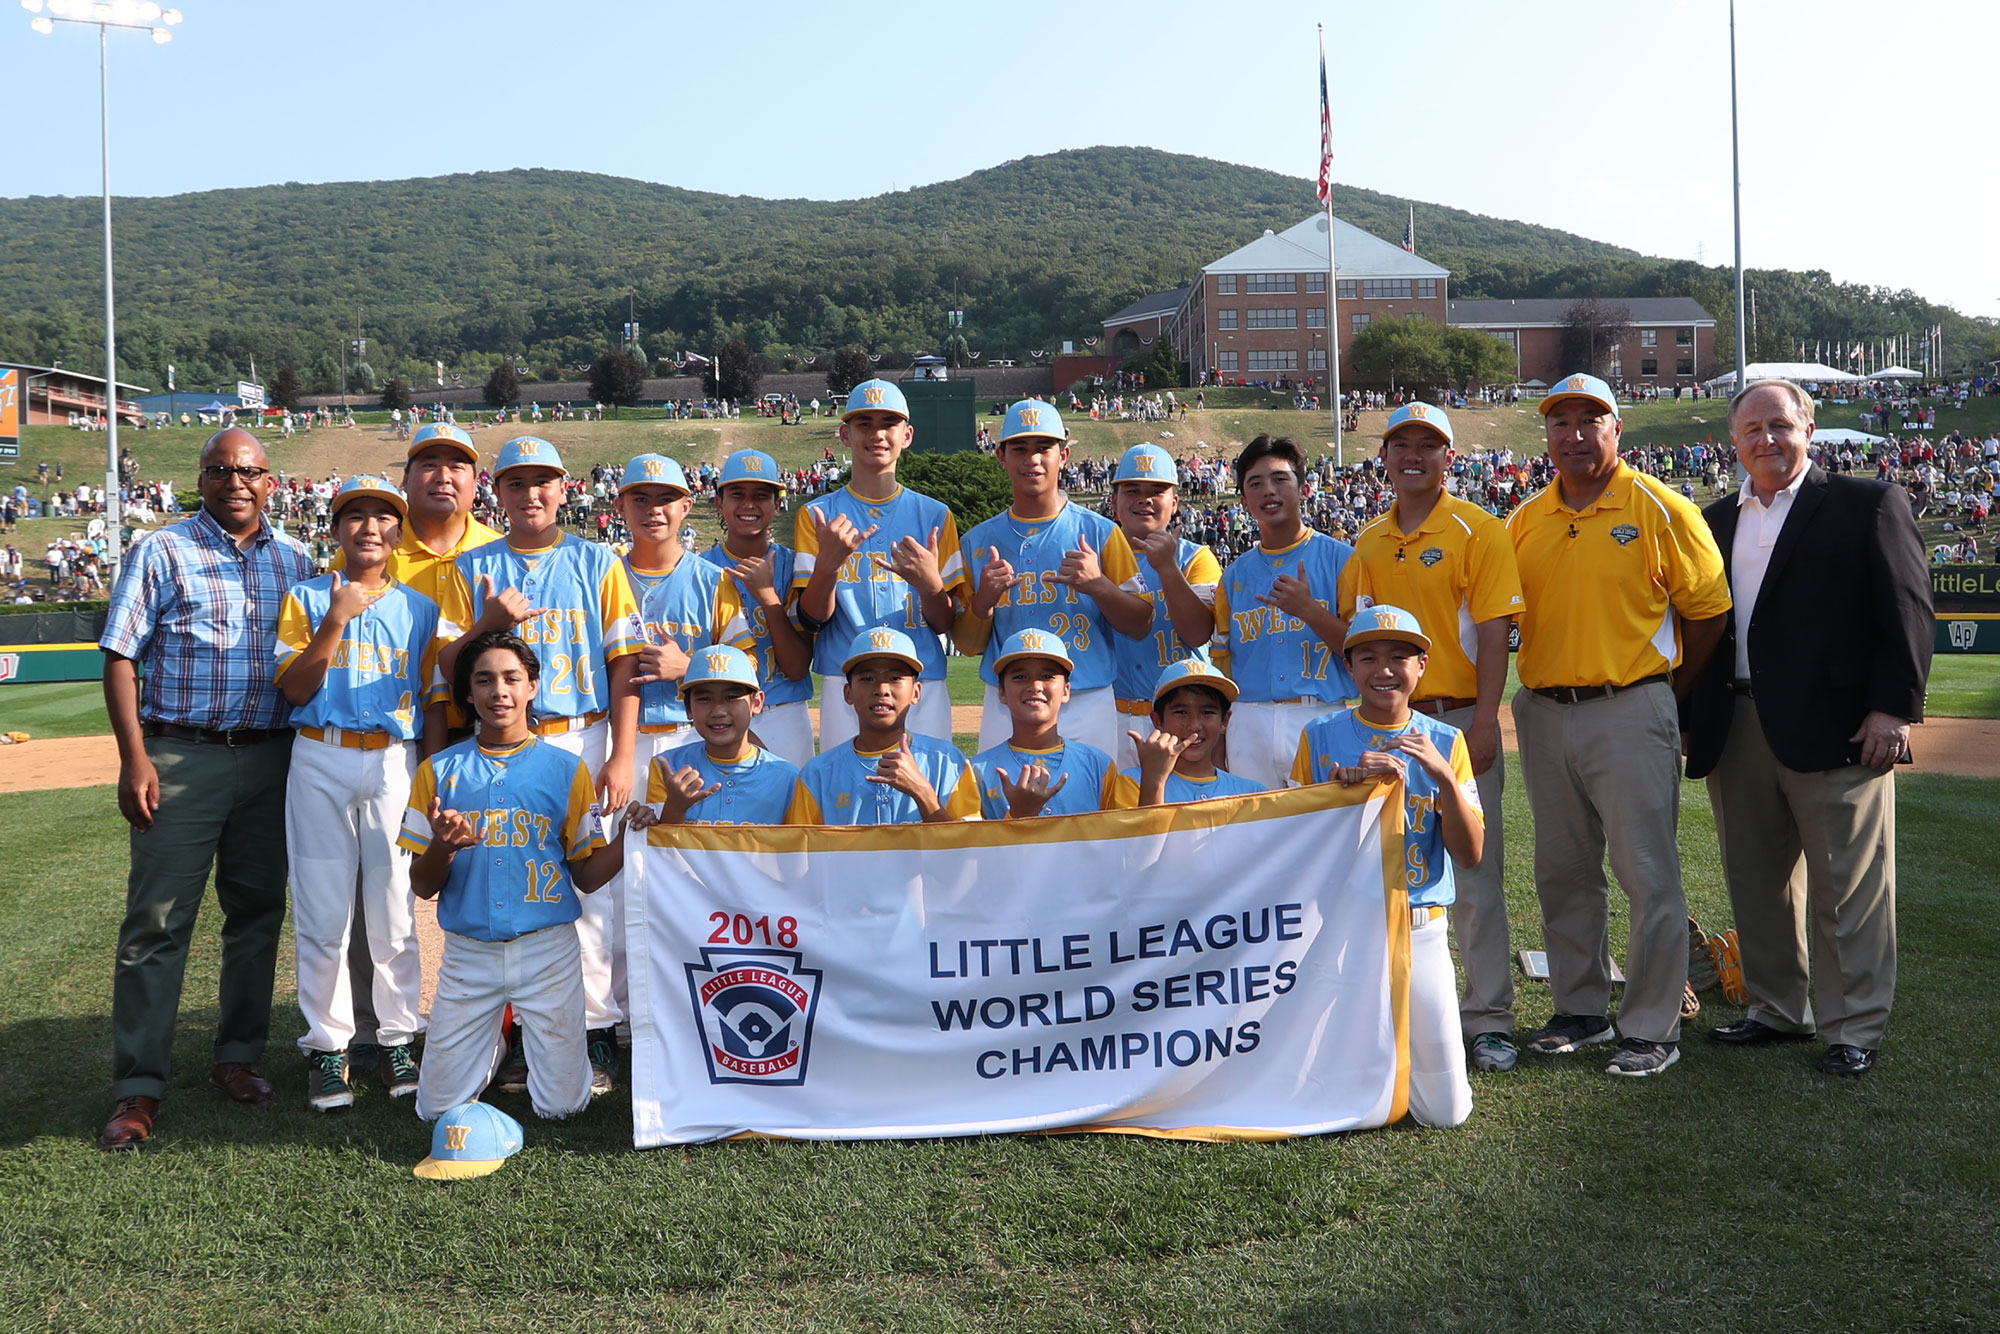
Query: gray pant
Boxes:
[
  {"xmin": 1442, "ymin": 704, "xmax": 1512, "ymax": 1037},
  {"xmin": 111, "ymin": 734, "xmax": 293, "ymax": 1100},
  {"xmin": 1512, "ymin": 683, "xmax": 1689, "ymax": 1045}
]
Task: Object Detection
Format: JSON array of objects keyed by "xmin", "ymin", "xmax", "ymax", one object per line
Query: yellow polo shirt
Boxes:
[
  {"xmin": 334, "ymin": 516, "xmax": 501, "ymax": 726},
  {"xmin": 1504, "ymin": 463, "xmax": 1729, "ymax": 689},
  {"xmin": 1338, "ymin": 493, "xmax": 1523, "ymax": 701}
]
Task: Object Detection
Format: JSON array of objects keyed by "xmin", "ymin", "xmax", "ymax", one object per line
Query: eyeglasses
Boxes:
[{"xmin": 201, "ymin": 465, "xmax": 271, "ymax": 482}]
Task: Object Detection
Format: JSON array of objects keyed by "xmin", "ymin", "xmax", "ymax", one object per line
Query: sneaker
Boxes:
[
  {"xmin": 347, "ymin": 1041, "xmax": 383, "ymax": 1078},
  {"xmin": 379, "ymin": 1042, "xmax": 421, "ymax": 1099},
  {"xmin": 305, "ymin": 1048, "xmax": 353, "ymax": 1111},
  {"xmin": 1470, "ymin": 1031, "xmax": 1519, "ymax": 1073},
  {"xmin": 495, "ymin": 1026, "xmax": 528, "ymax": 1095},
  {"xmin": 1605, "ymin": 1037, "xmax": 1680, "ymax": 1077},
  {"xmin": 1525, "ymin": 1014, "xmax": 1617, "ymax": 1055},
  {"xmin": 587, "ymin": 1028, "xmax": 618, "ymax": 1096}
]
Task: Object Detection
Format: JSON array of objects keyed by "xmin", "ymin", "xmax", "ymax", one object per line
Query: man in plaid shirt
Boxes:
[{"xmin": 97, "ymin": 427, "xmax": 315, "ymax": 1151}]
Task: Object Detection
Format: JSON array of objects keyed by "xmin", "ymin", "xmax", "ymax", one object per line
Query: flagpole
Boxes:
[
  {"xmin": 1318, "ymin": 25, "xmax": 1343, "ymax": 465},
  {"xmin": 1729, "ymin": 0, "xmax": 1747, "ymax": 393}
]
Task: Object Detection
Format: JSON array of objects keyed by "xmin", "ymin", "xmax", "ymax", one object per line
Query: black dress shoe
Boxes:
[
  {"xmin": 1709, "ymin": 1018, "xmax": 1813, "ymax": 1046},
  {"xmin": 1819, "ymin": 1044, "xmax": 1876, "ymax": 1077}
]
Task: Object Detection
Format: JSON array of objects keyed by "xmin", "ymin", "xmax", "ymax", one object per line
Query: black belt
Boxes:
[
  {"xmin": 1729, "ymin": 680, "xmax": 1755, "ymax": 698},
  {"xmin": 1410, "ymin": 696, "xmax": 1475, "ymax": 717},
  {"xmin": 143, "ymin": 721, "xmax": 290, "ymax": 747},
  {"xmin": 1530, "ymin": 673, "xmax": 1670, "ymax": 705}
]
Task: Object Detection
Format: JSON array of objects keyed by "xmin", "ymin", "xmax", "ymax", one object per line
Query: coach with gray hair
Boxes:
[{"xmin": 1684, "ymin": 378, "xmax": 1932, "ymax": 1077}]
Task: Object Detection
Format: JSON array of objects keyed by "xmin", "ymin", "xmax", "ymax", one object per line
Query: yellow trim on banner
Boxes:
[{"xmin": 1379, "ymin": 788, "xmax": 1412, "ymax": 1127}]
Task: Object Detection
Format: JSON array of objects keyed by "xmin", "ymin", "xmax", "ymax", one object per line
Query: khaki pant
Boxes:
[
  {"xmin": 1512, "ymin": 683, "xmax": 1688, "ymax": 1044},
  {"xmin": 1441, "ymin": 704, "xmax": 1511, "ymax": 1038},
  {"xmin": 1706, "ymin": 695, "xmax": 1897, "ymax": 1049}
]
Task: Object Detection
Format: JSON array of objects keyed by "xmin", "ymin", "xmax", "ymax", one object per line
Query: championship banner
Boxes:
[{"xmin": 626, "ymin": 783, "xmax": 1410, "ymax": 1147}]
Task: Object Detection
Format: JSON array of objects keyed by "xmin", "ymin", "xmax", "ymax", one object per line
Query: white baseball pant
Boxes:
[
  {"xmin": 415, "ymin": 921, "xmax": 593, "ymax": 1121},
  {"xmin": 1406, "ymin": 906, "xmax": 1474, "ymax": 1128},
  {"xmin": 1225, "ymin": 699, "xmax": 1341, "ymax": 791},
  {"xmin": 539, "ymin": 718, "xmax": 620, "ymax": 1030},
  {"xmin": 750, "ymin": 698, "xmax": 814, "ymax": 767}
]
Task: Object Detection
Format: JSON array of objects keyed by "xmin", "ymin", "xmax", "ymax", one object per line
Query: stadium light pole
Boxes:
[{"xmin": 25, "ymin": 0, "xmax": 185, "ymax": 583}]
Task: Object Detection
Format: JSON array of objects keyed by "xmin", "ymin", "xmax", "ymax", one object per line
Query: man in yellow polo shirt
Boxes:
[
  {"xmin": 1505, "ymin": 374, "xmax": 1730, "ymax": 1078},
  {"xmin": 1339, "ymin": 402, "xmax": 1525, "ymax": 1074}
]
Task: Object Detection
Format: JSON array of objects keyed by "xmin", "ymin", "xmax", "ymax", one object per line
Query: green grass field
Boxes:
[{"xmin": 3, "ymin": 758, "xmax": 1995, "ymax": 1329}]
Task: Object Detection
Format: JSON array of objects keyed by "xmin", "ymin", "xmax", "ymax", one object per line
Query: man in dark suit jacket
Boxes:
[{"xmin": 1685, "ymin": 379, "xmax": 1932, "ymax": 1077}]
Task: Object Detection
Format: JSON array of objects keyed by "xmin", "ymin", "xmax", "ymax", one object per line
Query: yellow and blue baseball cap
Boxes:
[
  {"xmin": 1115, "ymin": 442, "xmax": 1178, "ymax": 486},
  {"xmin": 993, "ymin": 627, "xmax": 1075, "ymax": 676},
  {"xmin": 413, "ymin": 1101, "xmax": 524, "ymax": 1181},
  {"xmin": 1000, "ymin": 398, "xmax": 1066, "ymax": 444},
  {"xmin": 618, "ymin": 453, "xmax": 691, "ymax": 496},
  {"xmin": 406, "ymin": 420, "xmax": 478, "ymax": 464},
  {"xmin": 841, "ymin": 626, "xmax": 926, "ymax": 674},
  {"xmin": 1383, "ymin": 402, "xmax": 1454, "ymax": 447},
  {"xmin": 1152, "ymin": 657, "xmax": 1240, "ymax": 706},
  {"xmin": 680, "ymin": 643, "xmax": 762, "ymax": 697},
  {"xmin": 1539, "ymin": 373, "xmax": 1620, "ymax": 419},
  {"xmin": 1343, "ymin": 603, "xmax": 1432, "ymax": 654},
  {"xmin": 330, "ymin": 474, "xmax": 408, "ymax": 521},
  {"xmin": 718, "ymin": 448, "xmax": 782, "ymax": 492},
  {"xmin": 843, "ymin": 379, "xmax": 909, "ymax": 422},
  {"xmin": 493, "ymin": 436, "xmax": 566, "ymax": 477}
]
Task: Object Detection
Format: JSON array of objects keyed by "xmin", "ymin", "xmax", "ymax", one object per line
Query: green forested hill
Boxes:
[{"xmin": 0, "ymin": 146, "xmax": 1982, "ymax": 393}]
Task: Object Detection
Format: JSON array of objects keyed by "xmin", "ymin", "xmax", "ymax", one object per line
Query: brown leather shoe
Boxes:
[
  {"xmin": 99, "ymin": 1095, "xmax": 160, "ymax": 1151},
  {"xmin": 209, "ymin": 1062, "xmax": 275, "ymax": 1105}
]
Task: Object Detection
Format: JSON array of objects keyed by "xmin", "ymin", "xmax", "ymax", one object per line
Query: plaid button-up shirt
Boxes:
[{"xmin": 101, "ymin": 507, "xmax": 315, "ymax": 731}]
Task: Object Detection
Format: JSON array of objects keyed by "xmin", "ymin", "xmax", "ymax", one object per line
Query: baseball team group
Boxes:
[{"xmin": 91, "ymin": 370, "xmax": 1934, "ymax": 1153}]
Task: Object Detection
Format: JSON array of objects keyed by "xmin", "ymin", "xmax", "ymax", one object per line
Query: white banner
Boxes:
[
  {"xmin": 626, "ymin": 784, "xmax": 1411, "ymax": 1147},
  {"xmin": 236, "ymin": 380, "xmax": 266, "ymax": 409}
]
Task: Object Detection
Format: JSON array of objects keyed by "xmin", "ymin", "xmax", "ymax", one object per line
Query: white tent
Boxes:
[
  {"xmin": 1870, "ymin": 366, "xmax": 1922, "ymax": 380},
  {"xmin": 1704, "ymin": 362, "xmax": 1862, "ymax": 392},
  {"xmin": 1813, "ymin": 428, "xmax": 1887, "ymax": 446}
]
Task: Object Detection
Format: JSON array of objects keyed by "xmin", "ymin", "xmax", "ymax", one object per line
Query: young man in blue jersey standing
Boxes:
[
  {"xmin": 1108, "ymin": 442, "xmax": 1220, "ymax": 771},
  {"xmin": 704, "ymin": 449, "xmax": 814, "ymax": 766}
]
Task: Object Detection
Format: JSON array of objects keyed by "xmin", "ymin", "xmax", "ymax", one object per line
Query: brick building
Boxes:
[{"xmin": 1447, "ymin": 297, "xmax": 1717, "ymax": 390}]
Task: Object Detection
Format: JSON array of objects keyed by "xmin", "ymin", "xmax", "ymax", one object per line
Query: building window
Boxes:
[
  {"xmin": 1351, "ymin": 312, "xmax": 1371, "ymax": 334},
  {"xmin": 1640, "ymin": 329, "xmax": 1658, "ymax": 348},
  {"xmin": 1306, "ymin": 307, "xmax": 1327, "ymax": 328},
  {"xmin": 1640, "ymin": 358, "xmax": 1659, "ymax": 377},
  {"xmin": 1248, "ymin": 350, "xmax": 1299, "ymax": 372},
  {"xmin": 1308, "ymin": 349, "xmax": 1327, "ymax": 371},
  {"xmin": 1216, "ymin": 309, "xmax": 1238, "ymax": 330},
  {"xmin": 1246, "ymin": 308, "xmax": 1297, "ymax": 329},
  {"xmin": 1306, "ymin": 273, "xmax": 1326, "ymax": 293},
  {"xmin": 1677, "ymin": 358, "xmax": 1695, "ymax": 377},
  {"xmin": 1488, "ymin": 329, "xmax": 1517, "ymax": 349},
  {"xmin": 1216, "ymin": 275, "xmax": 1237, "ymax": 295},
  {"xmin": 1416, "ymin": 278, "xmax": 1438, "ymax": 300},
  {"xmin": 1217, "ymin": 351, "xmax": 1239, "ymax": 372},
  {"xmin": 1336, "ymin": 280, "xmax": 1357, "ymax": 300},
  {"xmin": 1247, "ymin": 273, "xmax": 1296, "ymax": 294},
  {"xmin": 1676, "ymin": 328, "xmax": 1694, "ymax": 346},
  {"xmin": 1361, "ymin": 279, "xmax": 1412, "ymax": 300}
]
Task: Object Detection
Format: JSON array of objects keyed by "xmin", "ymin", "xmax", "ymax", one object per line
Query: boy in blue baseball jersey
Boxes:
[
  {"xmin": 276, "ymin": 476, "xmax": 445, "ymax": 1110},
  {"xmin": 971, "ymin": 629, "xmax": 1127, "ymax": 819},
  {"xmin": 957, "ymin": 400, "xmax": 1151, "ymax": 760},
  {"xmin": 794, "ymin": 381, "xmax": 968, "ymax": 749},
  {"xmin": 1210, "ymin": 434, "xmax": 1356, "ymax": 789},
  {"xmin": 1289, "ymin": 604, "xmax": 1484, "ymax": 1128},
  {"xmin": 703, "ymin": 449, "xmax": 815, "ymax": 766},
  {"xmin": 1109, "ymin": 442, "xmax": 1221, "ymax": 771},
  {"xmin": 787, "ymin": 628, "xmax": 981, "ymax": 825},
  {"xmin": 1115, "ymin": 659, "xmax": 1265, "ymax": 806},
  {"xmin": 401, "ymin": 630, "xmax": 629, "ymax": 1122},
  {"xmin": 628, "ymin": 644, "xmax": 799, "ymax": 827}
]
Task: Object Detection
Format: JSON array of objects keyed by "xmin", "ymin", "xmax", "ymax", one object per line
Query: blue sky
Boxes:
[{"xmin": 9, "ymin": 0, "xmax": 1996, "ymax": 321}]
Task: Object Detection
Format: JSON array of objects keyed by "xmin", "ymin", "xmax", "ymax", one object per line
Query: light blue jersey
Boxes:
[
  {"xmin": 1111, "ymin": 537, "xmax": 1221, "ymax": 704},
  {"xmin": 701, "ymin": 543, "xmax": 813, "ymax": 707},
  {"xmin": 648, "ymin": 740, "xmax": 799, "ymax": 826},
  {"xmin": 787, "ymin": 734, "xmax": 982, "ymax": 825},
  {"xmin": 1210, "ymin": 531, "xmax": 1357, "ymax": 702},
  {"xmin": 792, "ymin": 485, "xmax": 967, "ymax": 680},
  {"xmin": 970, "ymin": 738, "xmax": 1123, "ymax": 819},
  {"xmin": 625, "ymin": 552, "xmax": 753, "ymax": 728},
  {"xmin": 960, "ymin": 503, "xmax": 1141, "ymax": 691},
  {"xmin": 1115, "ymin": 766, "xmax": 1266, "ymax": 804},
  {"xmin": 275, "ymin": 577, "xmax": 444, "ymax": 738}
]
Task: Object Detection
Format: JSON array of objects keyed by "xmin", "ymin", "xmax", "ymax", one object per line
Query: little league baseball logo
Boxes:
[
  {"xmin": 684, "ymin": 948, "xmax": 823, "ymax": 1085},
  {"xmin": 1610, "ymin": 524, "xmax": 1641, "ymax": 546},
  {"xmin": 1418, "ymin": 547, "xmax": 1445, "ymax": 567}
]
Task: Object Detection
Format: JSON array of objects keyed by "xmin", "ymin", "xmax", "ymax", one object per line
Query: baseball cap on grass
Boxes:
[
  {"xmin": 1152, "ymin": 658, "xmax": 1240, "ymax": 706},
  {"xmin": 841, "ymin": 626, "xmax": 926, "ymax": 675},
  {"xmin": 1000, "ymin": 399, "xmax": 1065, "ymax": 444},
  {"xmin": 493, "ymin": 436, "xmax": 566, "ymax": 477},
  {"xmin": 618, "ymin": 453, "xmax": 691, "ymax": 496},
  {"xmin": 1344, "ymin": 603, "xmax": 1432, "ymax": 654},
  {"xmin": 1383, "ymin": 402, "xmax": 1454, "ymax": 447},
  {"xmin": 330, "ymin": 474, "xmax": 408, "ymax": 521},
  {"xmin": 406, "ymin": 421, "xmax": 479, "ymax": 464},
  {"xmin": 1538, "ymin": 373, "xmax": 1620, "ymax": 419},
  {"xmin": 414, "ymin": 1101, "xmax": 524, "ymax": 1181},
  {"xmin": 1115, "ymin": 442, "xmax": 1178, "ymax": 486},
  {"xmin": 680, "ymin": 643, "xmax": 761, "ymax": 697},
  {"xmin": 993, "ymin": 628, "xmax": 1075, "ymax": 676},
  {"xmin": 843, "ymin": 379, "xmax": 909, "ymax": 421},
  {"xmin": 718, "ymin": 449, "xmax": 782, "ymax": 490}
]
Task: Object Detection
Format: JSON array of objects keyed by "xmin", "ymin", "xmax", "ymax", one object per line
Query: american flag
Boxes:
[
  {"xmin": 1402, "ymin": 205, "xmax": 1414, "ymax": 253},
  {"xmin": 1317, "ymin": 42, "xmax": 1333, "ymax": 205}
]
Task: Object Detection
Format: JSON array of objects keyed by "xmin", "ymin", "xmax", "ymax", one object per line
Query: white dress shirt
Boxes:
[{"xmin": 1731, "ymin": 466, "xmax": 1809, "ymax": 680}]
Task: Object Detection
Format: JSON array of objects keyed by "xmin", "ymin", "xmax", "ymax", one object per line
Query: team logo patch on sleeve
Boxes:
[
  {"xmin": 1610, "ymin": 524, "xmax": 1641, "ymax": 546},
  {"xmin": 1418, "ymin": 546, "xmax": 1445, "ymax": 567},
  {"xmin": 684, "ymin": 948, "xmax": 823, "ymax": 1085}
]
